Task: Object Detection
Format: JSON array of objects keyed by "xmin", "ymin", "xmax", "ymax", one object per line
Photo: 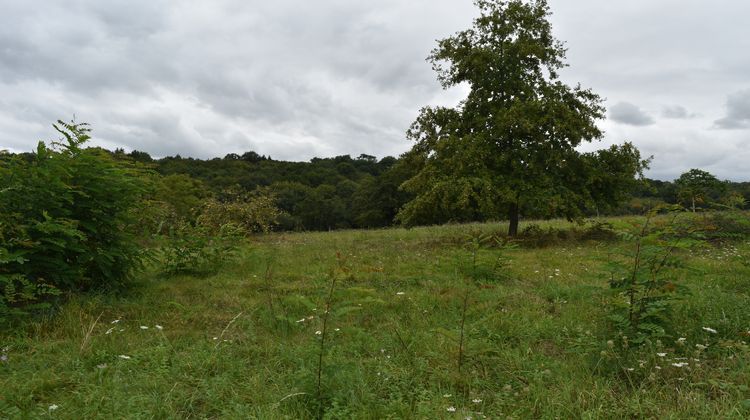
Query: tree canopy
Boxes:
[
  {"xmin": 397, "ymin": 0, "xmax": 647, "ymax": 235},
  {"xmin": 675, "ymin": 169, "xmax": 726, "ymax": 212}
]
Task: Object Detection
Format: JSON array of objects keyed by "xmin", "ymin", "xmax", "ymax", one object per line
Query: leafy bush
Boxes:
[
  {"xmin": 605, "ymin": 209, "xmax": 696, "ymax": 347},
  {"xmin": 197, "ymin": 187, "xmax": 280, "ymax": 235},
  {"xmin": 159, "ymin": 222, "xmax": 243, "ymax": 276},
  {"xmin": 156, "ymin": 186, "xmax": 280, "ymax": 275},
  {"xmin": 690, "ymin": 211, "xmax": 750, "ymax": 241},
  {"xmin": 517, "ymin": 220, "xmax": 616, "ymax": 248},
  {"xmin": 0, "ymin": 121, "xmax": 148, "ymax": 321},
  {"xmin": 0, "ymin": 245, "xmax": 60, "ymax": 323}
]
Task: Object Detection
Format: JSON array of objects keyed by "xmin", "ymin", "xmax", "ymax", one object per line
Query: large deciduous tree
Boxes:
[{"xmin": 398, "ymin": 0, "xmax": 645, "ymax": 235}]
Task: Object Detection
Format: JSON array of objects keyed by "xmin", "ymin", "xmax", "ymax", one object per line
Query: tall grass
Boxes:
[{"xmin": 1, "ymin": 215, "xmax": 749, "ymax": 418}]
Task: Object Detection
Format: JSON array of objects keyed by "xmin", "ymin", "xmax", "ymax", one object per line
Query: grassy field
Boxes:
[{"xmin": 1, "ymin": 217, "xmax": 750, "ymax": 418}]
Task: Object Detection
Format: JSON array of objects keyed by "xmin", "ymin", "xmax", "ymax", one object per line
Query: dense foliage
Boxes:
[
  {"xmin": 0, "ymin": 121, "xmax": 148, "ymax": 322},
  {"xmin": 398, "ymin": 0, "xmax": 649, "ymax": 236}
]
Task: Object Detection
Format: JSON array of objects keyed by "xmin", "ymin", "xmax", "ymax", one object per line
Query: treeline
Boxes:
[
  {"xmin": 122, "ymin": 149, "xmax": 417, "ymax": 231},
  {"xmin": 4, "ymin": 144, "xmax": 747, "ymax": 234},
  {"xmin": 112, "ymin": 149, "xmax": 749, "ymax": 231},
  {"xmin": 628, "ymin": 175, "xmax": 750, "ymax": 214}
]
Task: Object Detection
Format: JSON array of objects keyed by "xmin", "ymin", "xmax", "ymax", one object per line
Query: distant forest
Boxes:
[{"xmin": 71, "ymin": 148, "xmax": 750, "ymax": 231}]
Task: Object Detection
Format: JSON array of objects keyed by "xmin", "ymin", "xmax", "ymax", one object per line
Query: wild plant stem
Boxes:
[
  {"xmin": 80, "ymin": 311, "xmax": 103, "ymax": 354},
  {"xmin": 263, "ymin": 258, "xmax": 275, "ymax": 316},
  {"xmin": 316, "ymin": 273, "xmax": 338, "ymax": 417},
  {"xmin": 458, "ymin": 284, "xmax": 470, "ymax": 374},
  {"xmin": 639, "ymin": 213, "xmax": 683, "ymax": 317},
  {"xmin": 628, "ymin": 215, "xmax": 651, "ymax": 322},
  {"xmin": 393, "ymin": 326, "xmax": 410, "ymax": 355},
  {"xmin": 214, "ymin": 311, "xmax": 244, "ymax": 350}
]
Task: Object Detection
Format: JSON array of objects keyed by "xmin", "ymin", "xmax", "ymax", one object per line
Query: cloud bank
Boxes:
[{"xmin": 1, "ymin": 0, "xmax": 749, "ymax": 180}]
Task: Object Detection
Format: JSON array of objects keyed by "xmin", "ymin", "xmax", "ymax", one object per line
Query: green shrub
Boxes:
[
  {"xmin": 0, "ymin": 246, "xmax": 60, "ymax": 323},
  {"xmin": 580, "ymin": 220, "xmax": 618, "ymax": 241},
  {"xmin": 0, "ymin": 121, "xmax": 148, "ymax": 321},
  {"xmin": 519, "ymin": 223, "xmax": 560, "ymax": 247},
  {"xmin": 197, "ymin": 187, "xmax": 280, "ymax": 235},
  {"xmin": 156, "ymin": 186, "xmax": 280, "ymax": 276},
  {"xmin": 691, "ymin": 211, "xmax": 750, "ymax": 241},
  {"xmin": 159, "ymin": 222, "xmax": 243, "ymax": 276},
  {"xmin": 605, "ymin": 209, "xmax": 696, "ymax": 348}
]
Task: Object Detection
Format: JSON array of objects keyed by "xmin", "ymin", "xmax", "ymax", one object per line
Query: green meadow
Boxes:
[{"xmin": 2, "ymin": 217, "xmax": 750, "ymax": 419}]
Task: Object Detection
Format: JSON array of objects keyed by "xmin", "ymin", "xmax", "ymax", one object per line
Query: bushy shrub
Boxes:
[
  {"xmin": 198, "ymin": 187, "xmax": 280, "ymax": 235},
  {"xmin": 159, "ymin": 222, "xmax": 244, "ymax": 276},
  {"xmin": 580, "ymin": 220, "xmax": 618, "ymax": 241},
  {"xmin": 0, "ymin": 245, "xmax": 60, "ymax": 322},
  {"xmin": 517, "ymin": 220, "xmax": 617, "ymax": 248},
  {"xmin": 0, "ymin": 121, "xmax": 148, "ymax": 321},
  {"xmin": 154, "ymin": 185, "xmax": 280, "ymax": 276},
  {"xmin": 605, "ymin": 209, "xmax": 697, "ymax": 348},
  {"xmin": 689, "ymin": 211, "xmax": 750, "ymax": 241}
]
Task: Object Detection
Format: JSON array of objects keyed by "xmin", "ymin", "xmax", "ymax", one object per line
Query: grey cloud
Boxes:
[
  {"xmin": 2, "ymin": 0, "xmax": 750, "ymax": 180},
  {"xmin": 662, "ymin": 105, "xmax": 694, "ymax": 119},
  {"xmin": 715, "ymin": 89, "xmax": 750, "ymax": 129},
  {"xmin": 609, "ymin": 102, "xmax": 654, "ymax": 126}
]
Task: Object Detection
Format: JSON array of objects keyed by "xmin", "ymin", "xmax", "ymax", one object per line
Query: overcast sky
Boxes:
[{"xmin": 1, "ymin": 0, "xmax": 749, "ymax": 180}]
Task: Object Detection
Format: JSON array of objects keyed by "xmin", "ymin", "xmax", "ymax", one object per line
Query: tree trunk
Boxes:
[
  {"xmin": 692, "ymin": 196, "xmax": 696, "ymax": 213},
  {"xmin": 508, "ymin": 201, "xmax": 519, "ymax": 237}
]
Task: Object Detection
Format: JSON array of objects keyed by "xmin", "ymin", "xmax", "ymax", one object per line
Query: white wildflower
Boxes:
[
  {"xmin": 695, "ymin": 344, "xmax": 707, "ymax": 350},
  {"xmin": 671, "ymin": 362, "xmax": 688, "ymax": 368},
  {"xmin": 657, "ymin": 353, "xmax": 667, "ymax": 357},
  {"xmin": 48, "ymin": 404, "xmax": 59, "ymax": 411},
  {"xmin": 315, "ymin": 330, "xmax": 322, "ymax": 335},
  {"xmin": 140, "ymin": 326, "xmax": 149, "ymax": 330},
  {"xmin": 118, "ymin": 355, "xmax": 131, "ymax": 360},
  {"xmin": 702, "ymin": 327, "xmax": 717, "ymax": 334},
  {"xmin": 97, "ymin": 363, "xmax": 107, "ymax": 369},
  {"xmin": 111, "ymin": 319, "xmax": 120, "ymax": 324},
  {"xmin": 396, "ymin": 292, "xmax": 405, "ymax": 295},
  {"xmin": 105, "ymin": 327, "xmax": 115, "ymax": 335},
  {"xmin": 447, "ymin": 406, "xmax": 456, "ymax": 412},
  {"xmin": 443, "ymin": 394, "xmax": 452, "ymax": 398},
  {"xmin": 155, "ymin": 325, "xmax": 163, "ymax": 330},
  {"xmin": 296, "ymin": 318, "xmax": 306, "ymax": 323},
  {"xmin": 472, "ymin": 398, "xmax": 482, "ymax": 403}
]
